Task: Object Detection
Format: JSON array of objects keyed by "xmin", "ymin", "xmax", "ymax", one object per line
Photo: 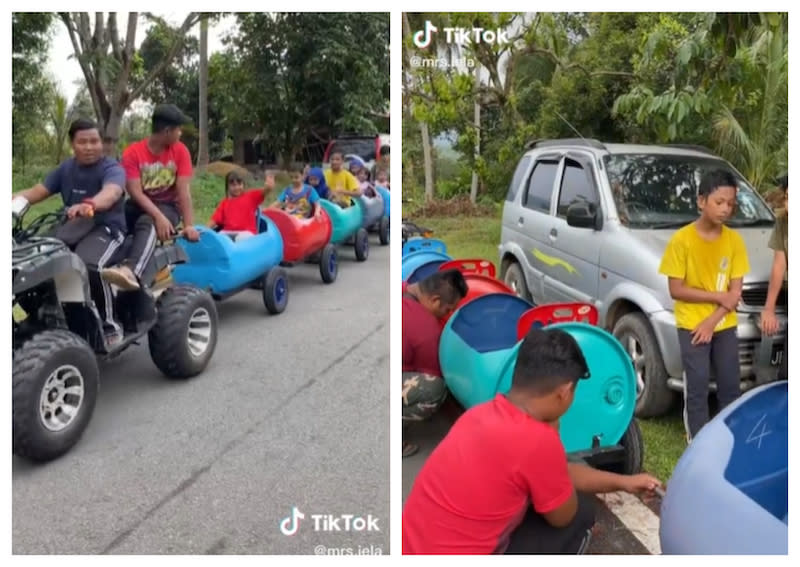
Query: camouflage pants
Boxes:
[{"xmin": 402, "ymin": 371, "xmax": 448, "ymax": 422}]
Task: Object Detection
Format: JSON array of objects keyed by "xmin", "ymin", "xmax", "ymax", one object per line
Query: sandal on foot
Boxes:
[{"xmin": 402, "ymin": 441, "xmax": 419, "ymax": 458}]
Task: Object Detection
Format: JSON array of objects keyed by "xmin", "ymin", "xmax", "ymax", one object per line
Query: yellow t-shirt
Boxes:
[
  {"xmin": 324, "ymin": 169, "xmax": 360, "ymax": 208},
  {"xmin": 659, "ymin": 223, "xmax": 750, "ymax": 331}
]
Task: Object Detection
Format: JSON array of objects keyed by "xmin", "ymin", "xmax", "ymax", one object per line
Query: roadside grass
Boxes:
[
  {"xmin": 413, "ymin": 213, "xmax": 686, "ymax": 482},
  {"xmin": 12, "ymin": 164, "xmax": 292, "ymax": 227}
]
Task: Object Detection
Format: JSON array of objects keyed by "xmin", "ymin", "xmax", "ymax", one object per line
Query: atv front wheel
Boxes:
[
  {"xmin": 149, "ymin": 285, "xmax": 218, "ymax": 379},
  {"xmin": 13, "ymin": 329, "xmax": 99, "ymax": 462}
]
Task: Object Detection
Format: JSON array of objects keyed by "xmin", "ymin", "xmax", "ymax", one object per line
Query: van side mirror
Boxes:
[{"xmin": 566, "ymin": 202, "xmax": 598, "ymax": 229}]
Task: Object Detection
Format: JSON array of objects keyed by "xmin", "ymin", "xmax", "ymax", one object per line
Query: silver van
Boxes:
[{"xmin": 498, "ymin": 139, "xmax": 786, "ymax": 417}]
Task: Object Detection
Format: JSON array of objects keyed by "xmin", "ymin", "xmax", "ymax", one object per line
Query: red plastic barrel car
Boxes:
[{"xmin": 260, "ymin": 205, "xmax": 337, "ymax": 284}]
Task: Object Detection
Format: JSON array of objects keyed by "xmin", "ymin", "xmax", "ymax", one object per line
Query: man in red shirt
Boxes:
[
  {"xmin": 402, "ymin": 327, "xmax": 662, "ymax": 554},
  {"xmin": 402, "ymin": 269, "xmax": 468, "ymax": 457},
  {"xmin": 101, "ymin": 104, "xmax": 200, "ymax": 290}
]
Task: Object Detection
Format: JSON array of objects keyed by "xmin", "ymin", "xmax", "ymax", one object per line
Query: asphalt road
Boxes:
[
  {"xmin": 13, "ymin": 240, "xmax": 390, "ymax": 555},
  {"xmin": 402, "ymin": 402, "xmax": 662, "ymax": 555}
]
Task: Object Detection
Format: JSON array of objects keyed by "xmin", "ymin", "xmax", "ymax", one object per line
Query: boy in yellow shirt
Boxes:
[
  {"xmin": 324, "ymin": 151, "xmax": 362, "ymax": 208},
  {"xmin": 659, "ymin": 169, "xmax": 750, "ymax": 441}
]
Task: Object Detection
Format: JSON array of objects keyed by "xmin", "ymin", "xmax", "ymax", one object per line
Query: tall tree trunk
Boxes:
[
  {"xmin": 421, "ymin": 122, "xmax": 434, "ymax": 202},
  {"xmin": 403, "ymin": 12, "xmax": 435, "ymax": 201},
  {"xmin": 470, "ymin": 65, "xmax": 481, "ymax": 205},
  {"xmin": 197, "ymin": 17, "xmax": 209, "ymax": 171}
]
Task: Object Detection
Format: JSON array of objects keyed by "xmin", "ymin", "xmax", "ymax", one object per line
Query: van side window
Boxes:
[
  {"xmin": 557, "ymin": 159, "xmax": 599, "ymax": 218},
  {"xmin": 523, "ymin": 160, "xmax": 558, "ymax": 213},
  {"xmin": 505, "ymin": 156, "xmax": 532, "ymax": 202}
]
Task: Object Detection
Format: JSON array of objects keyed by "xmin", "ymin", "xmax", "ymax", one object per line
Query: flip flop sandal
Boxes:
[{"xmin": 402, "ymin": 441, "xmax": 419, "ymax": 458}]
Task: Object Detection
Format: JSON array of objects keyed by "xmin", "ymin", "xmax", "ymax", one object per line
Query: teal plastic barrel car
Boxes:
[
  {"xmin": 439, "ymin": 292, "xmax": 643, "ymax": 472},
  {"xmin": 318, "ymin": 199, "xmax": 368, "ymax": 262}
]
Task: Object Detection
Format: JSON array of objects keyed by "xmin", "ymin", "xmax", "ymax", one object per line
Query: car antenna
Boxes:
[{"xmin": 554, "ymin": 109, "xmax": 586, "ymax": 140}]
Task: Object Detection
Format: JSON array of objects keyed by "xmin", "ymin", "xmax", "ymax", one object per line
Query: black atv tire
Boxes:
[
  {"xmin": 13, "ymin": 329, "xmax": 99, "ymax": 462},
  {"xmin": 354, "ymin": 228, "xmax": 369, "ymax": 262},
  {"xmin": 149, "ymin": 285, "xmax": 218, "ymax": 379},
  {"xmin": 319, "ymin": 244, "xmax": 338, "ymax": 284},
  {"xmin": 263, "ymin": 267, "xmax": 289, "ymax": 314},
  {"xmin": 378, "ymin": 216, "xmax": 390, "ymax": 245}
]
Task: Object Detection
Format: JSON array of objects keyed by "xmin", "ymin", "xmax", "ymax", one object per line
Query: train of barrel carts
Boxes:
[{"xmin": 10, "ymin": 159, "xmax": 785, "ymax": 554}]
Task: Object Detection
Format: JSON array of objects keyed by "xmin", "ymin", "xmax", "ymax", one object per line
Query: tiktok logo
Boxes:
[
  {"xmin": 413, "ymin": 20, "xmax": 438, "ymax": 49},
  {"xmin": 280, "ymin": 506, "xmax": 305, "ymax": 536}
]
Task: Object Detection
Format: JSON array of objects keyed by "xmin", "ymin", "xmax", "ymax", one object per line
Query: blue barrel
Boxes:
[
  {"xmin": 439, "ymin": 294, "xmax": 637, "ymax": 453},
  {"xmin": 401, "ymin": 249, "xmax": 452, "ymax": 282},
  {"xmin": 402, "ymin": 238, "xmax": 447, "ymax": 258},
  {"xmin": 660, "ymin": 381, "xmax": 787, "ymax": 555},
  {"xmin": 173, "ymin": 223, "xmax": 284, "ymax": 295}
]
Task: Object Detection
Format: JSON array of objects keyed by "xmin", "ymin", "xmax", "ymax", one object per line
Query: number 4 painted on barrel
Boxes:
[{"xmin": 745, "ymin": 414, "xmax": 771, "ymax": 449}]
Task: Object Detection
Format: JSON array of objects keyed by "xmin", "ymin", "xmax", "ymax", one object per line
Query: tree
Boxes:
[
  {"xmin": 58, "ymin": 12, "xmax": 202, "ymax": 154},
  {"xmin": 196, "ymin": 17, "xmax": 210, "ymax": 169},
  {"xmin": 12, "ymin": 12, "xmax": 55, "ymax": 169},
  {"xmin": 231, "ymin": 12, "xmax": 389, "ymax": 166}
]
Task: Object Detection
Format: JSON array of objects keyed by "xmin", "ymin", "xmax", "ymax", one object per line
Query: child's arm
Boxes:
[
  {"xmin": 667, "ymin": 278, "xmax": 736, "ymax": 310},
  {"xmin": 260, "ymin": 173, "xmax": 276, "ymax": 197},
  {"xmin": 691, "ymin": 278, "xmax": 743, "ymax": 344}
]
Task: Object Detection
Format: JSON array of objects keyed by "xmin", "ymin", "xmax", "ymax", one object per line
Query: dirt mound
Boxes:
[
  {"xmin": 405, "ymin": 195, "xmax": 496, "ymax": 218},
  {"xmin": 205, "ymin": 161, "xmax": 251, "ymax": 178}
]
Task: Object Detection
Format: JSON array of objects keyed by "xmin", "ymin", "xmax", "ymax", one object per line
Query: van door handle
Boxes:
[
  {"xmin": 549, "ymin": 228, "xmax": 558, "ymax": 240},
  {"xmin": 518, "ymin": 217, "xmax": 524, "ymax": 225}
]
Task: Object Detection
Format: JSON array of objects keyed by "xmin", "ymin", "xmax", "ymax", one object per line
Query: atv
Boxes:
[{"xmin": 12, "ymin": 198, "xmax": 220, "ymax": 462}]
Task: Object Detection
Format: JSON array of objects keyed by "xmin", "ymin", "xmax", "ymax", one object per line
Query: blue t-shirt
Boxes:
[
  {"xmin": 278, "ymin": 184, "xmax": 320, "ymax": 216},
  {"xmin": 44, "ymin": 156, "xmax": 127, "ymax": 234}
]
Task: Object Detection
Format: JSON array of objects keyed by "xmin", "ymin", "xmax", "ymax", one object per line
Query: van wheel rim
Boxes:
[{"xmin": 623, "ymin": 334, "xmax": 646, "ymax": 398}]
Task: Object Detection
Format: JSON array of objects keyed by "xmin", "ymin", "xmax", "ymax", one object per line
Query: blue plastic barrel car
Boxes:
[
  {"xmin": 172, "ymin": 223, "xmax": 289, "ymax": 315},
  {"xmin": 659, "ymin": 381, "xmax": 787, "ymax": 555}
]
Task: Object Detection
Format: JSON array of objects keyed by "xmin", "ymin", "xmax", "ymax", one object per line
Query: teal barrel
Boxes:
[
  {"xmin": 319, "ymin": 199, "xmax": 364, "ymax": 244},
  {"xmin": 439, "ymin": 294, "xmax": 637, "ymax": 453},
  {"xmin": 402, "ymin": 249, "xmax": 452, "ymax": 282}
]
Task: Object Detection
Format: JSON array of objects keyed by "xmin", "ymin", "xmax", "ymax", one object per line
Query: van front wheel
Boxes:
[{"xmin": 612, "ymin": 312, "xmax": 676, "ymax": 418}]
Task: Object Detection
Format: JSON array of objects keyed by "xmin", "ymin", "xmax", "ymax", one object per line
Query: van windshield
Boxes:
[{"xmin": 603, "ymin": 153, "xmax": 775, "ymax": 229}]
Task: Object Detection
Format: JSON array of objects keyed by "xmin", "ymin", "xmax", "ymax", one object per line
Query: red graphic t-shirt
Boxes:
[
  {"xmin": 210, "ymin": 189, "xmax": 265, "ymax": 233},
  {"xmin": 402, "ymin": 394, "xmax": 574, "ymax": 554},
  {"xmin": 122, "ymin": 139, "xmax": 193, "ymax": 203}
]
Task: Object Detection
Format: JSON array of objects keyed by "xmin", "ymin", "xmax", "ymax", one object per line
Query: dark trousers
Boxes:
[
  {"xmin": 678, "ymin": 327, "xmax": 741, "ymax": 440},
  {"xmin": 778, "ymin": 325, "xmax": 788, "ymax": 381},
  {"xmin": 505, "ymin": 493, "xmax": 596, "ymax": 554},
  {"xmin": 123, "ymin": 200, "xmax": 181, "ymax": 277},
  {"xmin": 62, "ymin": 224, "xmax": 125, "ymax": 332}
]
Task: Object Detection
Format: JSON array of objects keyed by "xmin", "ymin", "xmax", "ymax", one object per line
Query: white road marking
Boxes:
[{"xmin": 598, "ymin": 492, "xmax": 662, "ymax": 555}]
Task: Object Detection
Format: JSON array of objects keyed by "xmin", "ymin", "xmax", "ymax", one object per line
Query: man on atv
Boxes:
[
  {"xmin": 14, "ymin": 118, "xmax": 128, "ymax": 345},
  {"xmin": 101, "ymin": 104, "xmax": 200, "ymax": 291}
]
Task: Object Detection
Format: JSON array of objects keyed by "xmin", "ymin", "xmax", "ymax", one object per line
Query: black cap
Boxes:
[{"xmin": 152, "ymin": 103, "xmax": 192, "ymax": 126}]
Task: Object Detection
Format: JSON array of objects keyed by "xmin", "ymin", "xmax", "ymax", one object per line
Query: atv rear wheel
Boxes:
[
  {"xmin": 149, "ymin": 285, "xmax": 218, "ymax": 379},
  {"xmin": 13, "ymin": 329, "xmax": 99, "ymax": 462}
]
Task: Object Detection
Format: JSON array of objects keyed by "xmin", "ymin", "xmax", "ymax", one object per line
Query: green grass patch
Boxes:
[{"xmin": 415, "ymin": 213, "xmax": 686, "ymax": 482}]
